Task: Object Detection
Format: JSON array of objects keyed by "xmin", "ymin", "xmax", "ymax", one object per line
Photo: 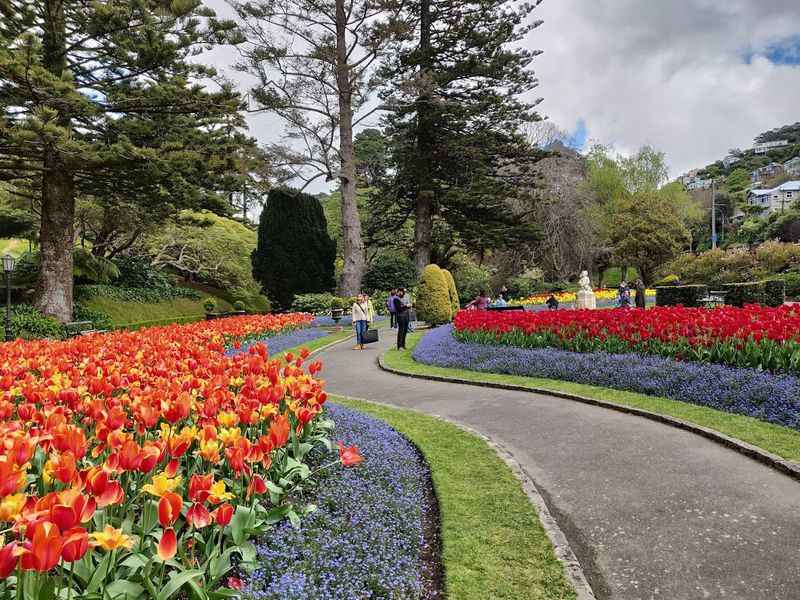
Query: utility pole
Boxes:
[{"xmin": 711, "ymin": 179, "xmax": 717, "ymax": 249}]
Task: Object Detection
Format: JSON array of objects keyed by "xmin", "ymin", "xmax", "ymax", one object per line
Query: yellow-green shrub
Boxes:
[
  {"xmin": 416, "ymin": 264, "xmax": 452, "ymax": 325},
  {"xmin": 442, "ymin": 268, "xmax": 460, "ymax": 314}
]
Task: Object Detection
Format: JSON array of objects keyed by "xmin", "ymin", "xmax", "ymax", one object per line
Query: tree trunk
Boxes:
[
  {"xmin": 335, "ymin": 0, "xmax": 365, "ymax": 296},
  {"xmin": 35, "ymin": 0, "xmax": 75, "ymax": 323},
  {"xmin": 413, "ymin": 0, "xmax": 434, "ymax": 274}
]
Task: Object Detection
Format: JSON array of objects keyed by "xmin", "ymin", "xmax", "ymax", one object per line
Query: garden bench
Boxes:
[
  {"xmin": 699, "ymin": 291, "xmax": 728, "ymax": 308},
  {"xmin": 65, "ymin": 320, "xmax": 107, "ymax": 337},
  {"xmin": 487, "ymin": 305, "xmax": 526, "ymax": 312}
]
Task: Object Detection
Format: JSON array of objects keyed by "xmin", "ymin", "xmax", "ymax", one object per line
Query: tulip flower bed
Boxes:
[
  {"xmin": 244, "ymin": 403, "xmax": 440, "ymax": 599},
  {"xmin": 455, "ymin": 305, "xmax": 800, "ymax": 375},
  {"xmin": 414, "ymin": 325, "xmax": 800, "ymax": 429},
  {"xmin": 509, "ymin": 288, "xmax": 655, "ymax": 307},
  {"xmin": 0, "ymin": 313, "xmax": 363, "ymax": 600}
]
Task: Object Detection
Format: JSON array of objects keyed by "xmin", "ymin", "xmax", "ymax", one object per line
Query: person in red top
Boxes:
[{"xmin": 465, "ymin": 290, "xmax": 491, "ymax": 310}]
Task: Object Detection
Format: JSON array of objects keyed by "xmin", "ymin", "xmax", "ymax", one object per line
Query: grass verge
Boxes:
[
  {"xmin": 385, "ymin": 332, "xmax": 800, "ymax": 463},
  {"xmin": 78, "ymin": 295, "xmax": 233, "ymax": 328},
  {"xmin": 332, "ymin": 395, "xmax": 576, "ymax": 600}
]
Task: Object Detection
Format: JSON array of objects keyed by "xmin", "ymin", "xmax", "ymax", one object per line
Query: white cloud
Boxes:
[{"xmin": 530, "ymin": 0, "xmax": 800, "ymax": 175}]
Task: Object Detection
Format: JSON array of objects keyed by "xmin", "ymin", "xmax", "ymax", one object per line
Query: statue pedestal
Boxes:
[{"xmin": 575, "ymin": 290, "xmax": 596, "ymax": 309}]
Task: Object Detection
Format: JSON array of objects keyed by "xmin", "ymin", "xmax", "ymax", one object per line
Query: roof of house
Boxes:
[
  {"xmin": 778, "ymin": 181, "xmax": 800, "ymax": 192},
  {"xmin": 748, "ymin": 188, "xmax": 773, "ymax": 197}
]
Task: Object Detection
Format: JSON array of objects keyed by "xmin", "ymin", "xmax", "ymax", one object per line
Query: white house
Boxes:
[
  {"xmin": 753, "ymin": 140, "xmax": 790, "ymax": 154},
  {"xmin": 686, "ymin": 178, "xmax": 713, "ymax": 191},
  {"xmin": 745, "ymin": 181, "xmax": 800, "ymax": 216},
  {"xmin": 784, "ymin": 156, "xmax": 800, "ymax": 177},
  {"xmin": 722, "ymin": 155, "xmax": 741, "ymax": 169}
]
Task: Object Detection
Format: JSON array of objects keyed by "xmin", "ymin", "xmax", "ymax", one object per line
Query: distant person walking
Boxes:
[
  {"xmin": 352, "ymin": 293, "xmax": 371, "ymax": 350},
  {"xmin": 466, "ymin": 290, "xmax": 491, "ymax": 310},
  {"xmin": 617, "ymin": 281, "xmax": 632, "ymax": 309},
  {"xmin": 387, "ymin": 288, "xmax": 398, "ymax": 328},
  {"xmin": 634, "ymin": 279, "xmax": 647, "ymax": 309},
  {"xmin": 393, "ymin": 288, "xmax": 411, "ymax": 350}
]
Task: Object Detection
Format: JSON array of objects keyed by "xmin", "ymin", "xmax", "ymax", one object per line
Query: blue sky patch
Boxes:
[
  {"xmin": 566, "ymin": 119, "xmax": 589, "ymax": 151},
  {"xmin": 742, "ymin": 34, "xmax": 800, "ymax": 65}
]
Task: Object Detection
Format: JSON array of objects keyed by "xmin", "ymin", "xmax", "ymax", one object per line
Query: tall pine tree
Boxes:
[
  {"xmin": 0, "ymin": 0, "xmax": 244, "ymax": 321},
  {"xmin": 378, "ymin": 0, "xmax": 545, "ymax": 271}
]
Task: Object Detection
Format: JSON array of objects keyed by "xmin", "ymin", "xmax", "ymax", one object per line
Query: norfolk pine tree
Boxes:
[{"xmin": 0, "ymin": 0, "xmax": 244, "ymax": 321}]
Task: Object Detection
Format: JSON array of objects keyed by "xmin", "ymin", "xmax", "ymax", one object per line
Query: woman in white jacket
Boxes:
[{"xmin": 351, "ymin": 293, "xmax": 371, "ymax": 350}]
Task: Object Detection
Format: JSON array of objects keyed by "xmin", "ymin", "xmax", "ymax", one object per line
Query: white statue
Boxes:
[{"xmin": 575, "ymin": 270, "xmax": 596, "ymax": 309}]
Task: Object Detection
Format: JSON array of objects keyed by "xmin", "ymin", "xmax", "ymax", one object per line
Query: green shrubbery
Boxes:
[
  {"xmin": 416, "ymin": 264, "xmax": 452, "ymax": 325},
  {"xmin": 655, "ymin": 285, "xmax": 708, "ymax": 307},
  {"xmin": 721, "ymin": 280, "xmax": 786, "ymax": 308},
  {"xmin": 291, "ymin": 293, "xmax": 338, "ymax": 314},
  {"xmin": 9, "ymin": 304, "xmax": 64, "ymax": 339},
  {"xmin": 73, "ymin": 304, "xmax": 114, "ymax": 330},
  {"xmin": 442, "ymin": 268, "xmax": 460, "ymax": 314},
  {"xmin": 362, "ymin": 253, "xmax": 417, "ymax": 293},
  {"xmin": 451, "ymin": 257, "xmax": 491, "ymax": 304},
  {"xmin": 74, "ymin": 284, "xmax": 200, "ymax": 303}
]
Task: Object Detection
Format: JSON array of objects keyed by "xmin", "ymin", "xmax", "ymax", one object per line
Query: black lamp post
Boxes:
[{"xmin": 3, "ymin": 254, "xmax": 14, "ymax": 342}]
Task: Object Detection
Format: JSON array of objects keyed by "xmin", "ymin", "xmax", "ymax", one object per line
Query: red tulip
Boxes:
[
  {"xmin": 21, "ymin": 521, "xmax": 63, "ymax": 572},
  {"xmin": 0, "ymin": 541, "xmax": 18, "ymax": 578},
  {"xmin": 186, "ymin": 503, "xmax": 212, "ymax": 529},
  {"xmin": 188, "ymin": 473, "xmax": 213, "ymax": 503},
  {"xmin": 61, "ymin": 527, "xmax": 89, "ymax": 562},
  {"xmin": 157, "ymin": 527, "xmax": 177, "ymax": 561},
  {"xmin": 158, "ymin": 492, "xmax": 183, "ymax": 527},
  {"xmin": 337, "ymin": 441, "xmax": 364, "ymax": 467},
  {"xmin": 268, "ymin": 414, "xmax": 290, "ymax": 450},
  {"xmin": 213, "ymin": 503, "xmax": 233, "ymax": 526}
]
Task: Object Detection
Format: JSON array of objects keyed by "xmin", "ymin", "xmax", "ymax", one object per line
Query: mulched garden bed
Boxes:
[
  {"xmin": 413, "ymin": 325, "xmax": 800, "ymax": 430},
  {"xmin": 243, "ymin": 404, "xmax": 444, "ymax": 599}
]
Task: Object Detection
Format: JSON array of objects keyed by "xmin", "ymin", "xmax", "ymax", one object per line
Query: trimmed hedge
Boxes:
[
  {"xmin": 74, "ymin": 284, "xmax": 200, "ymax": 303},
  {"xmin": 655, "ymin": 285, "xmax": 708, "ymax": 307},
  {"xmin": 722, "ymin": 280, "xmax": 786, "ymax": 308},
  {"xmin": 416, "ymin": 264, "xmax": 452, "ymax": 325}
]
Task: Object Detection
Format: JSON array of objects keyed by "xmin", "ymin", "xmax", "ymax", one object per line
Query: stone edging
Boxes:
[
  {"xmin": 377, "ymin": 355, "xmax": 800, "ymax": 483},
  {"xmin": 333, "ymin": 394, "xmax": 595, "ymax": 600}
]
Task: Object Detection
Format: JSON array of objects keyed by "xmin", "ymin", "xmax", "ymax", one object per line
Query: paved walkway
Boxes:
[{"xmin": 318, "ymin": 333, "xmax": 800, "ymax": 600}]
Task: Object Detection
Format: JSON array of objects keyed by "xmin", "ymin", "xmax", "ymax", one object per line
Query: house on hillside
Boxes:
[
  {"xmin": 753, "ymin": 140, "xmax": 790, "ymax": 154},
  {"xmin": 686, "ymin": 178, "xmax": 713, "ymax": 191},
  {"xmin": 750, "ymin": 162, "xmax": 784, "ymax": 183},
  {"xmin": 744, "ymin": 181, "xmax": 800, "ymax": 216},
  {"xmin": 784, "ymin": 156, "xmax": 800, "ymax": 177},
  {"xmin": 722, "ymin": 155, "xmax": 741, "ymax": 169}
]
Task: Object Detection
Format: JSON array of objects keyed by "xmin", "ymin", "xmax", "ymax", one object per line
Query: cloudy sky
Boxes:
[{"xmin": 202, "ymin": 0, "xmax": 800, "ymax": 183}]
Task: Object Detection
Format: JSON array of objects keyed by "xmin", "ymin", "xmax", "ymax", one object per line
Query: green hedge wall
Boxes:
[
  {"xmin": 722, "ymin": 280, "xmax": 785, "ymax": 308},
  {"xmin": 655, "ymin": 285, "xmax": 708, "ymax": 307}
]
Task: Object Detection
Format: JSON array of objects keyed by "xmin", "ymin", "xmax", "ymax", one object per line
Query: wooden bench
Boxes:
[
  {"xmin": 65, "ymin": 320, "xmax": 107, "ymax": 337},
  {"xmin": 487, "ymin": 305, "xmax": 526, "ymax": 312}
]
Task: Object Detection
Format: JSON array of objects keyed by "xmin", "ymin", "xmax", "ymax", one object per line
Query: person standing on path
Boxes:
[
  {"xmin": 393, "ymin": 288, "xmax": 411, "ymax": 350},
  {"xmin": 387, "ymin": 288, "xmax": 398, "ymax": 328},
  {"xmin": 634, "ymin": 279, "xmax": 647, "ymax": 309},
  {"xmin": 352, "ymin": 293, "xmax": 370, "ymax": 350}
]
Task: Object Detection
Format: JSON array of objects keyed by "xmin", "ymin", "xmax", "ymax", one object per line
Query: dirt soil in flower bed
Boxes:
[{"xmin": 243, "ymin": 403, "xmax": 444, "ymax": 599}]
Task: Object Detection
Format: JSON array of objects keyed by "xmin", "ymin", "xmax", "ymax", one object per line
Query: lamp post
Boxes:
[{"xmin": 3, "ymin": 254, "xmax": 14, "ymax": 342}]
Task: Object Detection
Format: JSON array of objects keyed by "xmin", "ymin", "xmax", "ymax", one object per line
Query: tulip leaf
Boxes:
[
  {"xmin": 105, "ymin": 580, "xmax": 145, "ymax": 600},
  {"xmin": 263, "ymin": 504, "xmax": 291, "ymax": 525},
  {"xmin": 86, "ymin": 552, "xmax": 113, "ymax": 593},
  {"xmin": 156, "ymin": 569, "xmax": 204, "ymax": 600},
  {"xmin": 230, "ymin": 505, "xmax": 256, "ymax": 545},
  {"xmin": 186, "ymin": 578, "xmax": 210, "ymax": 600}
]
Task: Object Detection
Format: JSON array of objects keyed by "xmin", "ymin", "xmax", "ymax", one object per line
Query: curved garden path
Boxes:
[{"xmin": 318, "ymin": 333, "xmax": 800, "ymax": 600}]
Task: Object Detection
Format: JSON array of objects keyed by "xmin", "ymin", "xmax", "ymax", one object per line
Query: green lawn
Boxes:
[
  {"xmin": 79, "ymin": 295, "xmax": 233, "ymax": 329},
  {"xmin": 333, "ymin": 395, "xmax": 576, "ymax": 600},
  {"xmin": 384, "ymin": 332, "xmax": 800, "ymax": 463},
  {"xmin": 0, "ymin": 238, "xmax": 28, "ymax": 257}
]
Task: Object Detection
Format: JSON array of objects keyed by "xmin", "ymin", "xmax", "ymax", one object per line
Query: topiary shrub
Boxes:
[
  {"xmin": 415, "ymin": 264, "xmax": 452, "ymax": 325},
  {"xmin": 721, "ymin": 282, "xmax": 764, "ymax": 307},
  {"xmin": 203, "ymin": 297, "xmax": 217, "ymax": 313},
  {"xmin": 655, "ymin": 285, "xmax": 708, "ymax": 307},
  {"xmin": 252, "ymin": 188, "xmax": 336, "ymax": 310},
  {"xmin": 441, "ymin": 268, "xmax": 460, "ymax": 314},
  {"xmin": 362, "ymin": 253, "xmax": 417, "ymax": 293}
]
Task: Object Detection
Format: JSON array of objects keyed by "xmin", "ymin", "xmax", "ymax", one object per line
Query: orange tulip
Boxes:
[
  {"xmin": 61, "ymin": 527, "xmax": 89, "ymax": 562},
  {"xmin": 52, "ymin": 425, "xmax": 88, "ymax": 459},
  {"xmin": 0, "ymin": 459, "xmax": 27, "ymax": 496},
  {"xmin": 21, "ymin": 521, "xmax": 63, "ymax": 572},
  {"xmin": 117, "ymin": 440, "xmax": 142, "ymax": 472},
  {"xmin": 48, "ymin": 451, "xmax": 78, "ymax": 485},
  {"xmin": 157, "ymin": 527, "xmax": 177, "ymax": 561},
  {"xmin": 337, "ymin": 441, "xmax": 364, "ymax": 467},
  {"xmin": 186, "ymin": 502, "xmax": 212, "ymax": 529},
  {"xmin": 158, "ymin": 492, "xmax": 183, "ymax": 527},
  {"xmin": 267, "ymin": 414, "xmax": 290, "ymax": 450}
]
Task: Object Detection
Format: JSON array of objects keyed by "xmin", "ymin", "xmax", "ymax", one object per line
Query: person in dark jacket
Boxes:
[
  {"xmin": 393, "ymin": 288, "xmax": 411, "ymax": 350},
  {"xmin": 634, "ymin": 279, "xmax": 647, "ymax": 309}
]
